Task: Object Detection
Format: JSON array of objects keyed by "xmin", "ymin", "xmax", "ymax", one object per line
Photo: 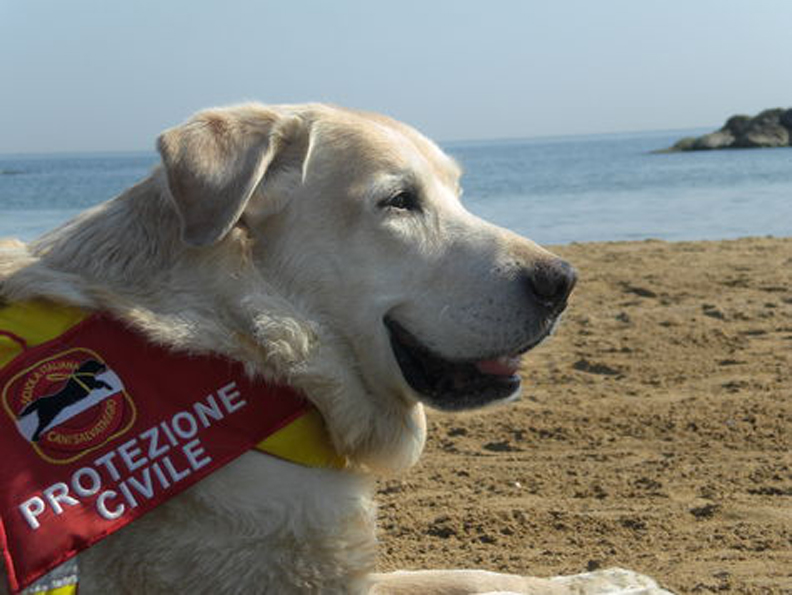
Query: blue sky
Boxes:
[{"xmin": 1, "ymin": 0, "xmax": 790, "ymax": 153}]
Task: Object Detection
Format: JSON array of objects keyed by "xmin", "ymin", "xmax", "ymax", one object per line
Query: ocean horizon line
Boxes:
[
  {"xmin": 3, "ymin": 128, "xmax": 789, "ymax": 244},
  {"xmin": 0, "ymin": 125, "xmax": 715, "ymax": 160}
]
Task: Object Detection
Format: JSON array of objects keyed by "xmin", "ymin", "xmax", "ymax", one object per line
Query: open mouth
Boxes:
[{"xmin": 385, "ymin": 317, "xmax": 541, "ymax": 411}]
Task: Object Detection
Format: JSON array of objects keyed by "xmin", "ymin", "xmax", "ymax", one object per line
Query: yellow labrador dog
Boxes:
[{"xmin": 0, "ymin": 104, "xmax": 670, "ymax": 594}]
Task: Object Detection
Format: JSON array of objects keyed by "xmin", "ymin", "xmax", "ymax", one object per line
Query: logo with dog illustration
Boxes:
[{"xmin": 2, "ymin": 347, "xmax": 136, "ymax": 464}]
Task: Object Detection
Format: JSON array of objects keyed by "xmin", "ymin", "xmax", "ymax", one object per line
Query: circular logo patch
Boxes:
[{"xmin": 2, "ymin": 347, "xmax": 136, "ymax": 464}]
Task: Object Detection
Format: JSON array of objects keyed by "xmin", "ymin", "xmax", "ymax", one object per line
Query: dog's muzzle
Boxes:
[{"xmin": 385, "ymin": 257, "xmax": 576, "ymax": 411}]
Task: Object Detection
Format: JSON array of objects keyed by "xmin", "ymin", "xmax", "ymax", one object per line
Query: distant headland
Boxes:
[{"xmin": 659, "ymin": 107, "xmax": 792, "ymax": 152}]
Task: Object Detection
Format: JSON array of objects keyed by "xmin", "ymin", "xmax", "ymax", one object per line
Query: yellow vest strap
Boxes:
[
  {"xmin": 255, "ymin": 408, "xmax": 346, "ymax": 469},
  {"xmin": 0, "ymin": 300, "xmax": 88, "ymax": 368},
  {"xmin": 25, "ymin": 585, "xmax": 77, "ymax": 595}
]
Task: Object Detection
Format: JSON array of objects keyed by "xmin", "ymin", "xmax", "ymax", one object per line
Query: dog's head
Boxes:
[{"xmin": 158, "ymin": 103, "xmax": 575, "ymax": 413}]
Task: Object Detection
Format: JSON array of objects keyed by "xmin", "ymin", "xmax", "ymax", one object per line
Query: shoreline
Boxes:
[{"xmin": 559, "ymin": 233, "xmax": 792, "ymax": 246}]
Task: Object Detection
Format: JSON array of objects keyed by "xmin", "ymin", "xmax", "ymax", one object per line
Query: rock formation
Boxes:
[{"xmin": 662, "ymin": 107, "xmax": 792, "ymax": 152}]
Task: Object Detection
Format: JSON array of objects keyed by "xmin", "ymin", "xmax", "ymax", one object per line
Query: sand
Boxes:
[{"xmin": 376, "ymin": 237, "xmax": 792, "ymax": 594}]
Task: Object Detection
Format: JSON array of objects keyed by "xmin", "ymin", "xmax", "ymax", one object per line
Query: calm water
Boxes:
[{"xmin": 1, "ymin": 129, "xmax": 790, "ymax": 244}]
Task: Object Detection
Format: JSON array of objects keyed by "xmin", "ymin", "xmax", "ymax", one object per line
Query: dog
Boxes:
[
  {"xmin": 0, "ymin": 104, "xmax": 671, "ymax": 594},
  {"xmin": 19, "ymin": 359, "xmax": 111, "ymax": 442}
]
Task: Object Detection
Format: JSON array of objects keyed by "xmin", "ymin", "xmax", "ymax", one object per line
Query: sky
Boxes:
[{"xmin": 1, "ymin": 0, "xmax": 791, "ymax": 154}]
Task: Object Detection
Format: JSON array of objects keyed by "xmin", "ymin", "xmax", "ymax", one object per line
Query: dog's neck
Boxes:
[{"xmin": 0, "ymin": 171, "xmax": 427, "ymax": 474}]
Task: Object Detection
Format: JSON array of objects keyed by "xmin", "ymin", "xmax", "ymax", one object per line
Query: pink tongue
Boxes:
[{"xmin": 475, "ymin": 356, "xmax": 520, "ymax": 377}]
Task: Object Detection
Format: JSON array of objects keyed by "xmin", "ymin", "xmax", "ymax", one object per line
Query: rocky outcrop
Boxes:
[{"xmin": 662, "ymin": 107, "xmax": 792, "ymax": 152}]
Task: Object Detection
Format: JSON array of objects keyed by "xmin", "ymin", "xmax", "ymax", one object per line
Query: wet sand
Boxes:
[{"xmin": 377, "ymin": 237, "xmax": 792, "ymax": 594}]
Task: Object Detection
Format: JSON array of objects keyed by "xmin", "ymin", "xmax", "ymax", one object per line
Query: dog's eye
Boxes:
[{"xmin": 379, "ymin": 190, "xmax": 420, "ymax": 212}]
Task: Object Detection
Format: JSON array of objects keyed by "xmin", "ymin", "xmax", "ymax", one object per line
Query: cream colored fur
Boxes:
[{"xmin": 0, "ymin": 104, "xmax": 671, "ymax": 594}]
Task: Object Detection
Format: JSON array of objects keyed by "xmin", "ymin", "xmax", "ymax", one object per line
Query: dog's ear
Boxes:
[{"xmin": 157, "ymin": 105, "xmax": 300, "ymax": 247}]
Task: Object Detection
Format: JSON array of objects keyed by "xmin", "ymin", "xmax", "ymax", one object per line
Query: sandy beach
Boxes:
[{"xmin": 376, "ymin": 237, "xmax": 792, "ymax": 594}]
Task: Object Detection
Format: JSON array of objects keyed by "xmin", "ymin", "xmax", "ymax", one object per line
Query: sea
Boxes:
[{"xmin": 1, "ymin": 129, "xmax": 790, "ymax": 245}]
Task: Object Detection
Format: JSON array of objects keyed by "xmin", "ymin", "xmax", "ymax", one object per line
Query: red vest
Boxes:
[{"xmin": 0, "ymin": 301, "xmax": 343, "ymax": 593}]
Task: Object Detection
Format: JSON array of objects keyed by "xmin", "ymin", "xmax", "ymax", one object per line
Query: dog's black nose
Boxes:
[{"xmin": 525, "ymin": 259, "xmax": 577, "ymax": 312}]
